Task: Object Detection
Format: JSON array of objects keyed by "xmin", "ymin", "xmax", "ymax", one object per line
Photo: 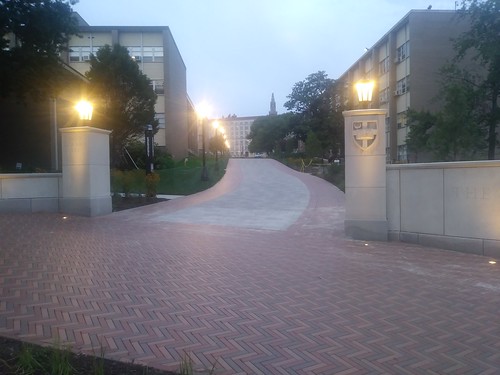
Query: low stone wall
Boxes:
[
  {"xmin": 0, "ymin": 173, "xmax": 62, "ymax": 213},
  {"xmin": 387, "ymin": 161, "xmax": 500, "ymax": 258}
]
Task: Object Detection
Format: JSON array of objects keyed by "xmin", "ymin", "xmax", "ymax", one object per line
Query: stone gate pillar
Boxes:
[
  {"xmin": 343, "ymin": 109, "xmax": 387, "ymax": 241},
  {"xmin": 60, "ymin": 126, "xmax": 112, "ymax": 216}
]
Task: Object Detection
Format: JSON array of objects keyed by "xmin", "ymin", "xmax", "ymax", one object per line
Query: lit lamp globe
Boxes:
[
  {"xmin": 355, "ymin": 80, "xmax": 375, "ymax": 107},
  {"xmin": 75, "ymin": 100, "xmax": 93, "ymax": 121}
]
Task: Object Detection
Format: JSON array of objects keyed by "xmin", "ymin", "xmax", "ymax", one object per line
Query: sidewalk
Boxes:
[{"xmin": 0, "ymin": 159, "xmax": 499, "ymax": 374}]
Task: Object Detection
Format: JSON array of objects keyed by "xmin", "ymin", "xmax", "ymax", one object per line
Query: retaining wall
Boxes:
[
  {"xmin": 387, "ymin": 160, "xmax": 500, "ymax": 258},
  {"xmin": 0, "ymin": 173, "xmax": 62, "ymax": 213}
]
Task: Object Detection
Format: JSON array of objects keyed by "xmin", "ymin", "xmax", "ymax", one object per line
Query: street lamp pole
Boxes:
[
  {"xmin": 213, "ymin": 121, "xmax": 220, "ymax": 172},
  {"xmin": 201, "ymin": 117, "xmax": 209, "ymax": 181},
  {"xmin": 145, "ymin": 124, "xmax": 154, "ymax": 175}
]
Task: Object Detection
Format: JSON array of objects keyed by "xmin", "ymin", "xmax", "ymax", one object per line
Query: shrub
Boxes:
[{"xmin": 145, "ymin": 172, "xmax": 160, "ymax": 197}]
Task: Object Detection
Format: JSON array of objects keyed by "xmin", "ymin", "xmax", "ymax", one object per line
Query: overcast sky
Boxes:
[{"xmin": 73, "ymin": 0, "xmax": 458, "ymax": 117}]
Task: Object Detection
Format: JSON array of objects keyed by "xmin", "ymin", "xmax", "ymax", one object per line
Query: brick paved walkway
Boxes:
[{"xmin": 1, "ymin": 159, "xmax": 499, "ymax": 374}]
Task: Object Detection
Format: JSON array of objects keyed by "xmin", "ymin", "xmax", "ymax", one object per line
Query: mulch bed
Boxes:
[{"xmin": 112, "ymin": 196, "xmax": 168, "ymax": 212}]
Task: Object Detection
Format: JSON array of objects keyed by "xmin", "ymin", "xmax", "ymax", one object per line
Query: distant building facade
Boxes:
[
  {"xmin": 220, "ymin": 115, "xmax": 261, "ymax": 157},
  {"xmin": 337, "ymin": 10, "xmax": 470, "ymax": 163},
  {"xmin": 218, "ymin": 94, "xmax": 277, "ymax": 157},
  {"xmin": 64, "ymin": 14, "xmax": 191, "ymax": 159}
]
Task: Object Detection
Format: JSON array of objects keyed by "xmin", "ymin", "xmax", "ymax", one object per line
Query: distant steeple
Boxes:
[{"xmin": 269, "ymin": 93, "xmax": 277, "ymax": 116}]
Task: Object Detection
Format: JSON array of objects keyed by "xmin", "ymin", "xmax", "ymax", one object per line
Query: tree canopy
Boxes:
[
  {"xmin": 454, "ymin": 0, "xmax": 500, "ymax": 159},
  {"xmin": 284, "ymin": 71, "xmax": 344, "ymax": 156},
  {"xmin": 86, "ymin": 44, "xmax": 157, "ymax": 167},
  {"xmin": 407, "ymin": 0, "xmax": 499, "ymax": 161},
  {"xmin": 247, "ymin": 71, "xmax": 345, "ymax": 159},
  {"xmin": 0, "ymin": 0, "xmax": 79, "ymax": 100},
  {"xmin": 407, "ymin": 66, "xmax": 486, "ymax": 161},
  {"xmin": 247, "ymin": 114, "xmax": 292, "ymax": 154}
]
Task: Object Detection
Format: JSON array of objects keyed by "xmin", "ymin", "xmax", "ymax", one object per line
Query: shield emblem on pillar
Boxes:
[{"xmin": 353, "ymin": 121, "xmax": 377, "ymax": 151}]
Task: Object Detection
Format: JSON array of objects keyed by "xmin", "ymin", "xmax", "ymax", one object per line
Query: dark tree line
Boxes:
[
  {"xmin": 0, "ymin": 0, "xmax": 158, "ymax": 169},
  {"xmin": 248, "ymin": 71, "xmax": 345, "ymax": 160},
  {"xmin": 407, "ymin": 0, "xmax": 500, "ymax": 161}
]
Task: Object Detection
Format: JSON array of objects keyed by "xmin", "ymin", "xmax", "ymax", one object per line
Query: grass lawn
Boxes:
[
  {"xmin": 0, "ymin": 336, "xmax": 178, "ymax": 375},
  {"xmin": 111, "ymin": 157, "xmax": 228, "ymax": 197}
]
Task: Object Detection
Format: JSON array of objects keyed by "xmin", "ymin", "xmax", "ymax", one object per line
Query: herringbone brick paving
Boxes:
[{"xmin": 1, "ymin": 159, "xmax": 499, "ymax": 374}]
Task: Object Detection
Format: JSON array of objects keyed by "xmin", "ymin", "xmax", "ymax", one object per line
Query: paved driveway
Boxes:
[{"xmin": 1, "ymin": 159, "xmax": 499, "ymax": 374}]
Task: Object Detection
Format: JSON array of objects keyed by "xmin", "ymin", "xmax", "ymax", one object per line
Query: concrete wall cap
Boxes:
[{"xmin": 60, "ymin": 126, "xmax": 112, "ymax": 135}]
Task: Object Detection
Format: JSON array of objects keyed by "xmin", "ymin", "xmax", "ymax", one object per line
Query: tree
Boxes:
[
  {"xmin": 455, "ymin": 0, "xmax": 500, "ymax": 159},
  {"xmin": 209, "ymin": 133, "xmax": 227, "ymax": 155},
  {"xmin": 431, "ymin": 68, "xmax": 485, "ymax": 160},
  {"xmin": 406, "ymin": 68, "xmax": 485, "ymax": 161},
  {"xmin": 406, "ymin": 109, "xmax": 435, "ymax": 162},
  {"xmin": 284, "ymin": 71, "xmax": 344, "ymax": 158},
  {"xmin": 247, "ymin": 113, "xmax": 292, "ymax": 154},
  {"xmin": 86, "ymin": 44, "xmax": 158, "ymax": 167},
  {"xmin": 0, "ymin": 0, "xmax": 79, "ymax": 100},
  {"xmin": 305, "ymin": 130, "xmax": 322, "ymax": 158}
]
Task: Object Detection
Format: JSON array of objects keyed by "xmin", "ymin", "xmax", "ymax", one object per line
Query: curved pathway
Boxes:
[{"xmin": 0, "ymin": 159, "xmax": 499, "ymax": 374}]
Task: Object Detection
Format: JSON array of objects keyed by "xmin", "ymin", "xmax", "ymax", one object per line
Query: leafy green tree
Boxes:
[
  {"xmin": 305, "ymin": 130, "xmax": 322, "ymax": 158},
  {"xmin": 455, "ymin": 0, "xmax": 500, "ymax": 159},
  {"xmin": 0, "ymin": 0, "xmax": 79, "ymax": 100},
  {"xmin": 407, "ymin": 68, "xmax": 484, "ymax": 161},
  {"xmin": 284, "ymin": 71, "xmax": 344, "ymax": 158},
  {"xmin": 247, "ymin": 113, "xmax": 292, "ymax": 154},
  {"xmin": 431, "ymin": 69, "xmax": 484, "ymax": 160},
  {"xmin": 406, "ymin": 109, "xmax": 435, "ymax": 162},
  {"xmin": 87, "ymin": 44, "xmax": 158, "ymax": 167},
  {"xmin": 209, "ymin": 133, "xmax": 227, "ymax": 155}
]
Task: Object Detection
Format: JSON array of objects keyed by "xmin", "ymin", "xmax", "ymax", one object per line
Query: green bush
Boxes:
[
  {"xmin": 156, "ymin": 152, "xmax": 175, "ymax": 169},
  {"xmin": 145, "ymin": 172, "xmax": 160, "ymax": 197},
  {"xmin": 123, "ymin": 140, "xmax": 175, "ymax": 170}
]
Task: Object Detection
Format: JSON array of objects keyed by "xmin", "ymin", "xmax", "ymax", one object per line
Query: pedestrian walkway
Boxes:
[{"xmin": 0, "ymin": 159, "xmax": 499, "ymax": 374}]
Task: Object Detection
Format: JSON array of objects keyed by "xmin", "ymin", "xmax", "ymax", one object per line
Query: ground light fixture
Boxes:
[{"xmin": 75, "ymin": 100, "xmax": 93, "ymax": 121}]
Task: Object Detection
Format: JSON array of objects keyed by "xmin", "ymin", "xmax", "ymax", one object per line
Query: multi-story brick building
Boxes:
[
  {"xmin": 337, "ymin": 10, "xmax": 470, "ymax": 163},
  {"xmin": 64, "ymin": 13, "xmax": 193, "ymax": 159},
  {"xmin": 216, "ymin": 94, "xmax": 277, "ymax": 157}
]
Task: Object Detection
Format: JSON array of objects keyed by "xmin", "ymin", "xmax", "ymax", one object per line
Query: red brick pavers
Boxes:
[{"xmin": 1, "ymin": 159, "xmax": 499, "ymax": 374}]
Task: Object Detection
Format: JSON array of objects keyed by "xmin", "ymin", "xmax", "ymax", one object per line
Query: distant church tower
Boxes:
[{"xmin": 269, "ymin": 93, "xmax": 277, "ymax": 116}]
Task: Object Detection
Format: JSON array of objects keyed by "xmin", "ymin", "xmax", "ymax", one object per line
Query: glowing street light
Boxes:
[
  {"xmin": 197, "ymin": 101, "xmax": 212, "ymax": 181},
  {"xmin": 75, "ymin": 100, "xmax": 93, "ymax": 121},
  {"xmin": 212, "ymin": 120, "xmax": 222, "ymax": 172},
  {"xmin": 355, "ymin": 80, "xmax": 375, "ymax": 106}
]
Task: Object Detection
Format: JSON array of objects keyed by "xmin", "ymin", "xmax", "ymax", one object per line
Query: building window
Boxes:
[
  {"xmin": 143, "ymin": 46, "xmax": 164, "ymax": 62},
  {"xmin": 69, "ymin": 46, "xmax": 93, "ymax": 62},
  {"xmin": 127, "ymin": 47, "xmax": 142, "ymax": 62},
  {"xmin": 155, "ymin": 113, "xmax": 165, "ymax": 129},
  {"xmin": 395, "ymin": 76, "xmax": 410, "ymax": 96},
  {"xmin": 379, "ymin": 87, "xmax": 390, "ymax": 104},
  {"xmin": 397, "ymin": 144, "xmax": 408, "ymax": 162},
  {"xmin": 150, "ymin": 80, "xmax": 164, "ymax": 95},
  {"xmin": 397, "ymin": 111, "xmax": 407, "ymax": 129},
  {"xmin": 395, "ymin": 41, "xmax": 410, "ymax": 64},
  {"xmin": 379, "ymin": 57, "xmax": 390, "ymax": 75}
]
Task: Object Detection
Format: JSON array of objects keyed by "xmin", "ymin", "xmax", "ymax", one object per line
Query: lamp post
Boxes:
[
  {"xmin": 212, "ymin": 120, "xmax": 220, "ymax": 172},
  {"xmin": 355, "ymin": 80, "xmax": 375, "ymax": 108},
  {"xmin": 145, "ymin": 124, "xmax": 154, "ymax": 175},
  {"xmin": 342, "ymin": 79, "xmax": 387, "ymax": 241},
  {"xmin": 75, "ymin": 100, "xmax": 93, "ymax": 123},
  {"xmin": 198, "ymin": 102, "xmax": 211, "ymax": 181}
]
